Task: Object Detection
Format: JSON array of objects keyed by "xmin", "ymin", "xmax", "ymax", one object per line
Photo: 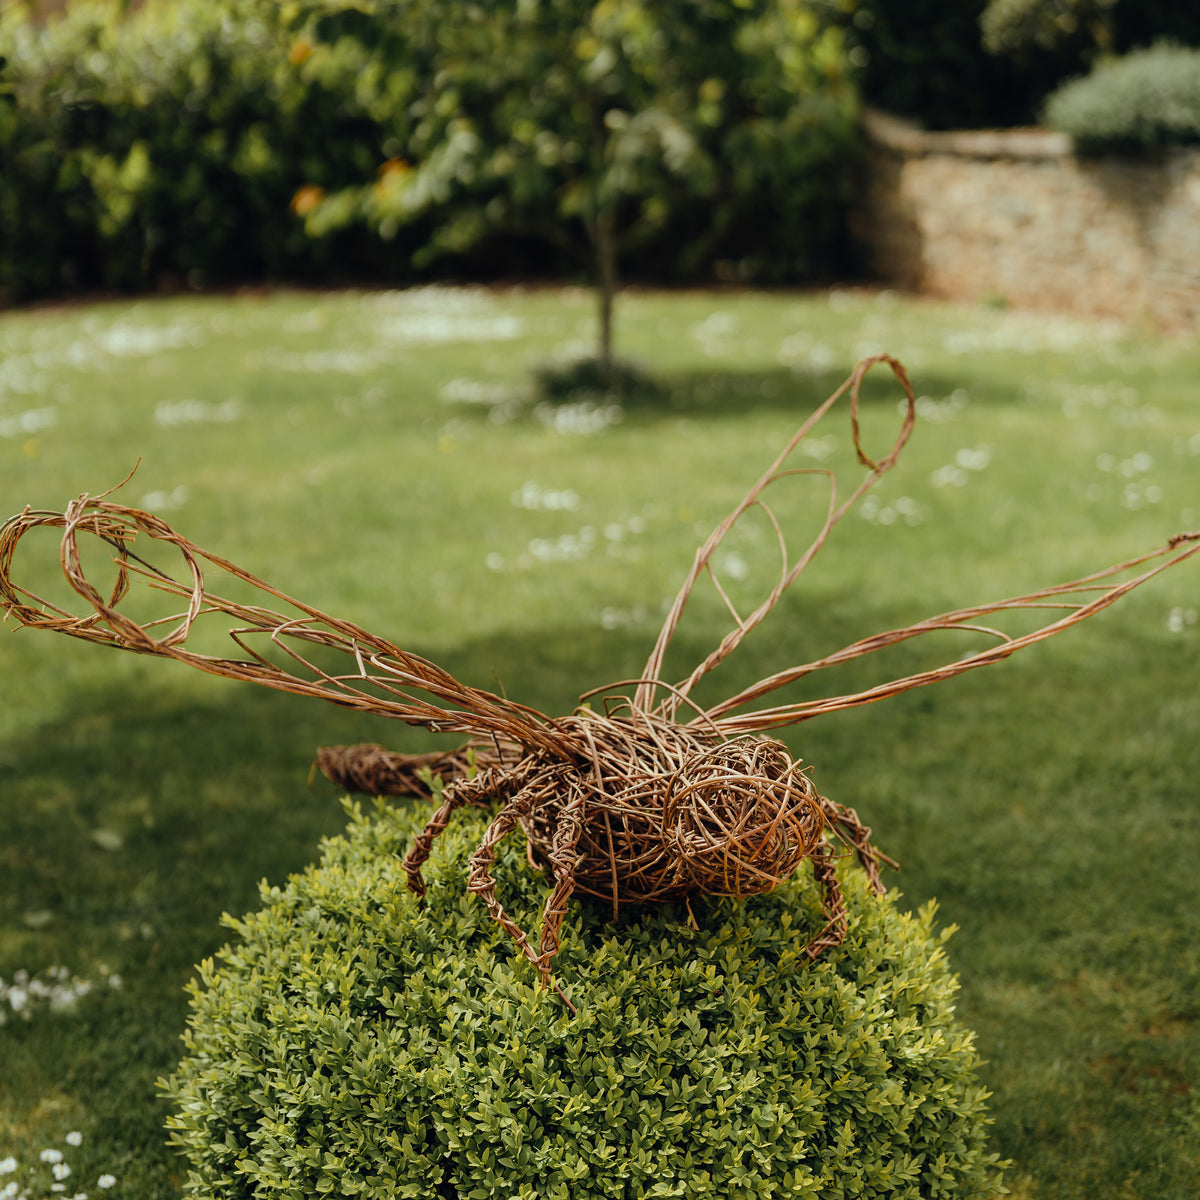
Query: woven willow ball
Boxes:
[
  {"xmin": 662, "ymin": 737, "xmax": 824, "ymax": 897},
  {"xmin": 520, "ymin": 722, "xmax": 824, "ymax": 910}
]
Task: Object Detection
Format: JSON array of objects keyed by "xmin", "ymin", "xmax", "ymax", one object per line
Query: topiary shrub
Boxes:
[
  {"xmin": 161, "ymin": 800, "xmax": 1006, "ymax": 1199},
  {"xmin": 1042, "ymin": 42, "xmax": 1200, "ymax": 152}
]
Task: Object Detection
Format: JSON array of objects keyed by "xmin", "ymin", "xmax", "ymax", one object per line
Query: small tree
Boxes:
[{"xmin": 287, "ymin": 0, "xmax": 859, "ymax": 374}]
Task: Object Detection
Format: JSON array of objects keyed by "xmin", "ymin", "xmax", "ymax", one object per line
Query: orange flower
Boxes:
[
  {"xmin": 378, "ymin": 158, "xmax": 409, "ymax": 180},
  {"xmin": 288, "ymin": 40, "xmax": 314, "ymax": 66},
  {"xmin": 290, "ymin": 185, "xmax": 326, "ymax": 217}
]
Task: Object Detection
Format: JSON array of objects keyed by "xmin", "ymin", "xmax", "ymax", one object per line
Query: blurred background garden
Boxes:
[{"xmin": 1, "ymin": 1, "xmax": 1199, "ymax": 1197}]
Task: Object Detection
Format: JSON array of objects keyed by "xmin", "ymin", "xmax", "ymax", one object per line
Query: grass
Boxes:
[{"xmin": 0, "ymin": 284, "xmax": 1198, "ymax": 1198}]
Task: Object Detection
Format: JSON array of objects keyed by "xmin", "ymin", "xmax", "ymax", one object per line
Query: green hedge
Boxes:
[
  {"xmin": 0, "ymin": 0, "xmax": 425, "ymax": 302},
  {"xmin": 161, "ymin": 800, "xmax": 1006, "ymax": 1199},
  {"xmin": 1042, "ymin": 42, "xmax": 1200, "ymax": 152}
]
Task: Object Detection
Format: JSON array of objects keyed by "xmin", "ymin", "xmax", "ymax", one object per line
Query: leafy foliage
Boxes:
[
  {"xmin": 979, "ymin": 0, "xmax": 1119, "ymax": 57},
  {"xmin": 1042, "ymin": 42, "xmax": 1200, "ymax": 152},
  {"xmin": 844, "ymin": 0, "xmax": 1066, "ymax": 129},
  {"xmin": 0, "ymin": 0, "xmax": 414, "ymax": 302},
  {"xmin": 846, "ymin": 0, "xmax": 1200, "ymax": 130},
  {"xmin": 283, "ymin": 0, "xmax": 862, "ymax": 362},
  {"xmin": 0, "ymin": 0, "xmax": 862, "ymax": 309},
  {"xmin": 162, "ymin": 800, "xmax": 1005, "ymax": 1199},
  {"xmin": 982, "ymin": 0, "xmax": 1200, "ymax": 58}
]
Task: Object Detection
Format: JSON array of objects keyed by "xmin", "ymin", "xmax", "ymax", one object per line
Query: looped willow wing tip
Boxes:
[
  {"xmin": 847, "ymin": 354, "xmax": 916, "ymax": 472},
  {"xmin": 0, "ymin": 491, "xmax": 559, "ymax": 751}
]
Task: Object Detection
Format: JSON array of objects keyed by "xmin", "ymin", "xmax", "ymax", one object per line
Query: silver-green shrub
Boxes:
[
  {"xmin": 1043, "ymin": 42, "xmax": 1200, "ymax": 152},
  {"xmin": 162, "ymin": 800, "xmax": 1006, "ymax": 1199}
]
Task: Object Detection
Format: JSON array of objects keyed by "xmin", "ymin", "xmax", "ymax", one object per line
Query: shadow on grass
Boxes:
[{"xmin": 525, "ymin": 360, "xmax": 1035, "ymax": 429}]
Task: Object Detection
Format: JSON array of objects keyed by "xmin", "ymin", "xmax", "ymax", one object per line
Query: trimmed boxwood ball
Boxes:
[{"xmin": 161, "ymin": 800, "xmax": 1006, "ymax": 1199}]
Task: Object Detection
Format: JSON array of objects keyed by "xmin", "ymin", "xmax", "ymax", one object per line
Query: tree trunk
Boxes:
[{"xmin": 593, "ymin": 208, "xmax": 617, "ymax": 373}]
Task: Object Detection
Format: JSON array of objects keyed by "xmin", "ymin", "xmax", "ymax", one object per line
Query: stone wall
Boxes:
[{"xmin": 849, "ymin": 109, "xmax": 1200, "ymax": 332}]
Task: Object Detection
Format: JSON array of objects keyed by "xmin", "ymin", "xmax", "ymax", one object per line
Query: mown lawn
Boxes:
[{"xmin": 1, "ymin": 285, "xmax": 1198, "ymax": 1198}]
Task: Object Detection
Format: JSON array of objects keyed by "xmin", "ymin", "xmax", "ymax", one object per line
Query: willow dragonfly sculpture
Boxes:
[{"xmin": 3, "ymin": 355, "xmax": 1196, "ymax": 1010}]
